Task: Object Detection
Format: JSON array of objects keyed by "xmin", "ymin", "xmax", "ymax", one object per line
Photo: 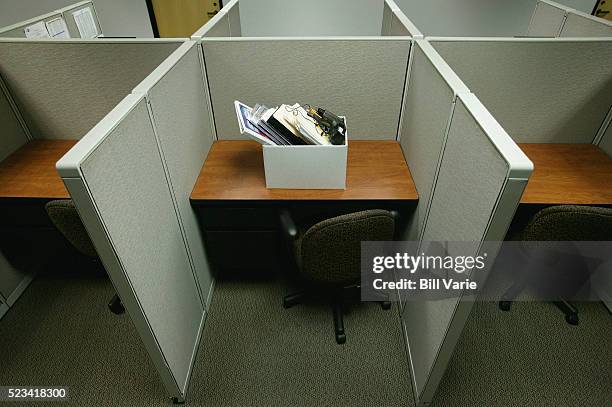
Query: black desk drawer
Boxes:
[
  {"xmin": 204, "ymin": 230, "xmax": 286, "ymax": 275},
  {"xmin": 197, "ymin": 207, "xmax": 279, "ymax": 230}
]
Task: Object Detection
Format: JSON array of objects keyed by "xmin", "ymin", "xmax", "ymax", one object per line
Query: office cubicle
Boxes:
[
  {"xmin": 193, "ymin": 0, "xmax": 423, "ymax": 38},
  {"xmin": 0, "ymin": 1, "xmax": 102, "ymax": 39},
  {"xmin": 192, "ymin": 0, "xmax": 421, "ymax": 141},
  {"xmin": 527, "ymin": 0, "xmax": 612, "ymax": 37},
  {"xmin": 0, "ymin": 38, "xmax": 185, "ymax": 320},
  {"xmin": 48, "ymin": 26, "xmax": 537, "ymax": 405},
  {"xmin": 427, "ymin": 38, "xmax": 612, "ymax": 154}
]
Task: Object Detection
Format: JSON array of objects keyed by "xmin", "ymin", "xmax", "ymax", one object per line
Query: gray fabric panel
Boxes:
[
  {"xmin": 147, "ymin": 46, "xmax": 215, "ymax": 307},
  {"xmin": 227, "ymin": 4, "xmax": 241, "ymax": 37},
  {"xmin": 599, "ymin": 121, "xmax": 612, "ymax": 157},
  {"xmin": 381, "ymin": 2, "xmax": 394, "ymax": 36},
  {"xmin": 407, "ymin": 98, "xmax": 509, "ymax": 400},
  {"xmin": 399, "ymin": 46, "xmax": 454, "ymax": 241},
  {"xmin": 527, "ymin": 2, "xmax": 566, "ymax": 37},
  {"xmin": 422, "ymin": 98, "xmax": 508, "ymax": 241},
  {"xmin": 0, "ymin": 86, "xmax": 28, "ymax": 162},
  {"xmin": 432, "ymin": 40, "xmax": 612, "ymax": 143},
  {"xmin": 80, "ymin": 99, "xmax": 203, "ymax": 392},
  {"xmin": 204, "ymin": 14, "xmax": 230, "ymax": 37},
  {"xmin": 203, "ymin": 39, "xmax": 410, "ymax": 140},
  {"xmin": 63, "ymin": 2, "xmax": 102, "ymax": 38},
  {"xmin": 560, "ymin": 13, "xmax": 612, "ymax": 37},
  {"xmin": 390, "ymin": 15, "xmax": 411, "ymax": 36},
  {"xmin": 0, "ymin": 41, "xmax": 181, "ymax": 140}
]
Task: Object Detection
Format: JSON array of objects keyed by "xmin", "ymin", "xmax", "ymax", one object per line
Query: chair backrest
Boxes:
[
  {"xmin": 45, "ymin": 199, "xmax": 97, "ymax": 257},
  {"xmin": 524, "ymin": 205, "xmax": 612, "ymax": 241},
  {"xmin": 299, "ymin": 209, "xmax": 395, "ymax": 284}
]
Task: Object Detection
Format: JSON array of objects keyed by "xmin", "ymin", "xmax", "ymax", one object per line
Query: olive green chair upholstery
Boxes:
[
  {"xmin": 45, "ymin": 200, "xmax": 124, "ymax": 315},
  {"xmin": 281, "ymin": 209, "xmax": 395, "ymax": 344},
  {"xmin": 500, "ymin": 205, "xmax": 612, "ymax": 325}
]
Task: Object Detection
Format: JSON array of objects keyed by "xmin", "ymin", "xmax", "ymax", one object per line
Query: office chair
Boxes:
[
  {"xmin": 280, "ymin": 209, "xmax": 395, "ymax": 344},
  {"xmin": 499, "ymin": 205, "xmax": 612, "ymax": 325},
  {"xmin": 45, "ymin": 200, "xmax": 125, "ymax": 315}
]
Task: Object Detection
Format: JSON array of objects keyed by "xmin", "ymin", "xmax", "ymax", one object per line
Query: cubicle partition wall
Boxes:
[
  {"xmin": 0, "ymin": 38, "xmax": 185, "ymax": 322},
  {"xmin": 192, "ymin": 0, "xmax": 420, "ymax": 140},
  {"xmin": 382, "ymin": 0, "xmax": 423, "ymax": 37},
  {"xmin": 57, "ymin": 41, "xmax": 215, "ymax": 402},
  {"xmin": 0, "ymin": 76, "xmax": 28, "ymax": 162},
  {"xmin": 196, "ymin": 0, "xmax": 421, "ymax": 38},
  {"xmin": 397, "ymin": 40, "xmax": 469, "ymax": 241},
  {"xmin": 0, "ymin": 39, "xmax": 184, "ymax": 145},
  {"xmin": 62, "ymin": 1, "xmax": 103, "ymax": 39},
  {"xmin": 427, "ymin": 38, "xmax": 612, "ymax": 151},
  {"xmin": 396, "ymin": 39, "xmax": 533, "ymax": 407},
  {"xmin": 527, "ymin": 0, "xmax": 612, "ymax": 37},
  {"xmin": 0, "ymin": 1, "xmax": 102, "ymax": 39}
]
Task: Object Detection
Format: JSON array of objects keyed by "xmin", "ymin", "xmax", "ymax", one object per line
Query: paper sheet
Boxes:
[
  {"xmin": 45, "ymin": 17, "xmax": 70, "ymax": 39},
  {"xmin": 24, "ymin": 21, "xmax": 50, "ymax": 38},
  {"xmin": 72, "ymin": 7, "xmax": 98, "ymax": 38}
]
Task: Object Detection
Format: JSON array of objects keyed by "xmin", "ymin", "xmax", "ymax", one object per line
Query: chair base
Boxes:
[
  {"xmin": 553, "ymin": 299, "xmax": 579, "ymax": 325},
  {"xmin": 499, "ymin": 297, "xmax": 579, "ymax": 326},
  {"xmin": 283, "ymin": 289, "xmax": 391, "ymax": 345},
  {"xmin": 108, "ymin": 294, "xmax": 125, "ymax": 315}
]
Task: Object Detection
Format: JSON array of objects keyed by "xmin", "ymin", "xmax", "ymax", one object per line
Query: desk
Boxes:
[
  {"xmin": 190, "ymin": 140, "xmax": 417, "ymax": 275},
  {"xmin": 0, "ymin": 140, "xmax": 75, "ymax": 201},
  {"xmin": 519, "ymin": 144, "xmax": 612, "ymax": 205},
  {"xmin": 191, "ymin": 140, "xmax": 418, "ymax": 202}
]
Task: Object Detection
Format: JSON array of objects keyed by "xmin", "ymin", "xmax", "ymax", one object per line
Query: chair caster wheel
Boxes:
[
  {"xmin": 499, "ymin": 301, "xmax": 512, "ymax": 311},
  {"xmin": 565, "ymin": 313, "xmax": 579, "ymax": 326},
  {"xmin": 108, "ymin": 295, "xmax": 125, "ymax": 315},
  {"xmin": 172, "ymin": 397, "xmax": 185, "ymax": 405},
  {"xmin": 335, "ymin": 333, "xmax": 346, "ymax": 345},
  {"xmin": 380, "ymin": 301, "xmax": 392, "ymax": 310}
]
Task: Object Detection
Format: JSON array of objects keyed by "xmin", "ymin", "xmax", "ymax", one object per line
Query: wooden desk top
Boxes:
[
  {"xmin": 191, "ymin": 140, "xmax": 418, "ymax": 201},
  {"xmin": 519, "ymin": 143, "xmax": 612, "ymax": 205},
  {"xmin": 0, "ymin": 140, "xmax": 75, "ymax": 200}
]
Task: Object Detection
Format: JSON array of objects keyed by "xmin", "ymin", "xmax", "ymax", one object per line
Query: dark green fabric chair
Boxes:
[
  {"xmin": 45, "ymin": 200, "xmax": 124, "ymax": 315},
  {"xmin": 499, "ymin": 205, "xmax": 612, "ymax": 325},
  {"xmin": 281, "ymin": 209, "xmax": 395, "ymax": 344}
]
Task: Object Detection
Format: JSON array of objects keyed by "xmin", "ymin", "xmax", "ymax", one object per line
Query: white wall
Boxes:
[
  {"xmin": 238, "ymin": 0, "xmax": 383, "ymax": 36},
  {"xmin": 0, "ymin": 0, "xmax": 153, "ymax": 37}
]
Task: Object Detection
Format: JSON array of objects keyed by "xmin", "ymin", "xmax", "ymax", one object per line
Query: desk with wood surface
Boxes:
[
  {"xmin": 191, "ymin": 140, "xmax": 418, "ymax": 202},
  {"xmin": 190, "ymin": 140, "xmax": 418, "ymax": 274},
  {"xmin": 0, "ymin": 140, "xmax": 75, "ymax": 201},
  {"xmin": 0, "ymin": 139, "xmax": 76, "ymax": 308},
  {"xmin": 519, "ymin": 143, "xmax": 612, "ymax": 206}
]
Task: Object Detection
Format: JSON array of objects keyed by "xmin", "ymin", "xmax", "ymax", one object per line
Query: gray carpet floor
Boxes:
[{"xmin": 0, "ymin": 270, "xmax": 610, "ymax": 406}]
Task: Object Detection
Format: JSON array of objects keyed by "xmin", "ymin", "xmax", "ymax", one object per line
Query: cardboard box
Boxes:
[{"xmin": 262, "ymin": 123, "xmax": 348, "ymax": 189}]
